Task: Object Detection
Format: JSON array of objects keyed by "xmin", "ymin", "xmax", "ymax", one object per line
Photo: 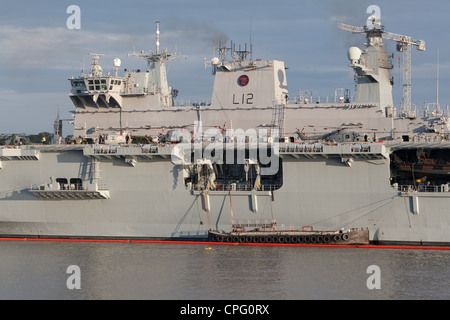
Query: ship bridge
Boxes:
[
  {"xmin": 69, "ymin": 76, "xmax": 125, "ymax": 109},
  {"xmin": 69, "ymin": 53, "xmax": 126, "ymax": 110},
  {"xmin": 69, "ymin": 23, "xmax": 179, "ymax": 139}
]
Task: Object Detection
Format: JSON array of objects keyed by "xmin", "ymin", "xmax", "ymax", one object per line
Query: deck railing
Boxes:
[
  {"xmin": 191, "ymin": 183, "xmax": 281, "ymax": 192},
  {"xmin": 396, "ymin": 184, "xmax": 450, "ymax": 193}
]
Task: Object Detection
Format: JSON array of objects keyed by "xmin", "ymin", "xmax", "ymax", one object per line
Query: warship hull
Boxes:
[
  {"xmin": 3, "ymin": 11, "xmax": 450, "ymax": 246},
  {"xmin": 1, "ymin": 143, "xmax": 449, "ymax": 245}
]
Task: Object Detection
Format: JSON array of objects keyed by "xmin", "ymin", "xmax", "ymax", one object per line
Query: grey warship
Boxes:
[{"xmin": 1, "ymin": 11, "xmax": 450, "ymax": 245}]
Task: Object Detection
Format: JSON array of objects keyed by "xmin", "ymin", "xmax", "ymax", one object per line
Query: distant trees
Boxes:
[
  {"xmin": 28, "ymin": 132, "xmax": 52, "ymax": 144},
  {"xmin": 0, "ymin": 132, "xmax": 52, "ymax": 145},
  {"xmin": 8, "ymin": 134, "xmax": 16, "ymax": 145}
]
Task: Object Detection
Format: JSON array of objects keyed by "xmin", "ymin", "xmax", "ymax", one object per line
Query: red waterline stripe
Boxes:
[
  {"xmin": 1, "ymin": 237, "xmax": 449, "ymax": 250},
  {"xmin": 243, "ymin": 243, "xmax": 450, "ymax": 250},
  {"xmin": 0, "ymin": 238, "xmax": 229, "ymax": 246},
  {"xmin": 356, "ymin": 245, "xmax": 450, "ymax": 251},
  {"xmin": 232, "ymin": 242, "xmax": 450, "ymax": 250}
]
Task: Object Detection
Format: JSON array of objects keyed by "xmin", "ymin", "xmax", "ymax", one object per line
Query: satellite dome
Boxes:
[
  {"xmin": 348, "ymin": 47, "xmax": 362, "ymax": 64},
  {"xmin": 113, "ymin": 58, "xmax": 122, "ymax": 67},
  {"xmin": 211, "ymin": 57, "xmax": 220, "ymax": 66}
]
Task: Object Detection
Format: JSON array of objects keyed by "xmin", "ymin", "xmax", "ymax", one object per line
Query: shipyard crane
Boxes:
[{"xmin": 338, "ymin": 17, "xmax": 425, "ymax": 118}]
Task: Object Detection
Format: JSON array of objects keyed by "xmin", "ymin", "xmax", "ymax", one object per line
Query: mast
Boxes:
[
  {"xmin": 155, "ymin": 20, "xmax": 160, "ymax": 55},
  {"xmin": 338, "ymin": 14, "xmax": 425, "ymax": 118},
  {"xmin": 437, "ymin": 48, "xmax": 440, "ymax": 108},
  {"xmin": 127, "ymin": 21, "xmax": 180, "ymax": 106}
]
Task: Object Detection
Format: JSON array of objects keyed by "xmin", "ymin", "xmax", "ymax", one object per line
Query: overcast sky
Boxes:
[{"xmin": 0, "ymin": 0, "xmax": 449, "ymax": 135}]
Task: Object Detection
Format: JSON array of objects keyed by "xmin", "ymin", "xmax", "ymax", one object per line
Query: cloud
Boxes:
[
  {"xmin": 0, "ymin": 22, "xmax": 226, "ymax": 77},
  {"xmin": 0, "ymin": 88, "xmax": 69, "ymax": 134},
  {"xmin": 0, "ymin": 25, "xmax": 156, "ymax": 71},
  {"xmin": 0, "ymin": 26, "xmax": 75, "ymax": 69}
]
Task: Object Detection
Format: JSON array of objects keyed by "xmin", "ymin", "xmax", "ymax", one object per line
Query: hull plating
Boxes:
[{"xmin": 1, "ymin": 147, "xmax": 449, "ymax": 245}]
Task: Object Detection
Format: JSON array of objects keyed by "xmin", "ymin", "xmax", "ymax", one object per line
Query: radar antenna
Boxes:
[
  {"xmin": 88, "ymin": 53, "xmax": 105, "ymax": 77},
  {"xmin": 128, "ymin": 21, "xmax": 181, "ymax": 67},
  {"xmin": 216, "ymin": 41, "xmax": 232, "ymax": 62},
  {"xmin": 234, "ymin": 43, "xmax": 251, "ymax": 62},
  {"xmin": 214, "ymin": 41, "xmax": 252, "ymax": 63}
]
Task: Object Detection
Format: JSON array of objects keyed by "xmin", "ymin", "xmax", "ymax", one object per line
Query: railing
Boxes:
[
  {"xmin": 233, "ymin": 219, "xmax": 277, "ymax": 230},
  {"xmin": 92, "ymin": 145, "xmax": 119, "ymax": 154},
  {"xmin": 351, "ymin": 144, "xmax": 371, "ymax": 152},
  {"xmin": 85, "ymin": 142, "xmax": 379, "ymax": 158},
  {"xmin": 174, "ymin": 99, "xmax": 211, "ymax": 107},
  {"xmin": 279, "ymin": 143, "xmax": 324, "ymax": 153},
  {"xmin": 89, "ymin": 144, "xmax": 173, "ymax": 154},
  {"xmin": 141, "ymin": 145, "xmax": 160, "ymax": 154},
  {"xmin": 231, "ymin": 220, "xmax": 329, "ymax": 232},
  {"xmin": 97, "ymin": 183, "xmax": 109, "ymax": 191},
  {"xmin": 396, "ymin": 184, "xmax": 450, "ymax": 193},
  {"xmin": 30, "ymin": 184, "xmax": 46, "ymax": 191},
  {"xmin": 30, "ymin": 183, "xmax": 109, "ymax": 191},
  {"xmin": 30, "ymin": 184, "xmax": 84, "ymax": 191},
  {"xmin": 191, "ymin": 183, "xmax": 281, "ymax": 192}
]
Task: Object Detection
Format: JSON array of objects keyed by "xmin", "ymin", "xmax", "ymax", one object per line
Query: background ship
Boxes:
[{"xmin": 1, "ymin": 10, "xmax": 450, "ymax": 245}]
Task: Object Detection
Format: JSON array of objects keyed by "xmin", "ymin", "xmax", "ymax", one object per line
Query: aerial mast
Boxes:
[
  {"xmin": 437, "ymin": 48, "xmax": 440, "ymax": 108},
  {"xmin": 338, "ymin": 14, "xmax": 425, "ymax": 118},
  {"xmin": 128, "ymin": 20, "xmax": 178, "ymax": 67},
  {"xmin": 155, "ymin": 20, "xmax": 160, "ymax": 54}
]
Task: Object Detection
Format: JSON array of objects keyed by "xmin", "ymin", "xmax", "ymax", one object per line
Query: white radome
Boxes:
[
  {"xmin": 211, "ymin": 57, "xmax": 220, "ymax": 66},
  {"xmin": 348, "ymin": 47, "xmax": 362, "ymax": 64},
  {"xmin": 113, "ymin": 58, "xmax": 122, "ymax": 67}
]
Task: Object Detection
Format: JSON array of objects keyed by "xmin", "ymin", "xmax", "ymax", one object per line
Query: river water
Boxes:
[{"xmin": 0, "ymin": 240, "xmax": 449, "ymax": 301}]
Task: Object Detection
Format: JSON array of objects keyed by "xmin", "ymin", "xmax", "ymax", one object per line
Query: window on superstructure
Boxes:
[
  {"xmin": 70, "ymin": 178, "xmax": 83, "ymax": 190},
  {"xmin": 56, "ymin": 178, "xmax": 68, "ymax": 190}
]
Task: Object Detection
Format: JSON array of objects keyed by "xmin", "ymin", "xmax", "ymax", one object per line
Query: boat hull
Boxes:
[
  {"xmin": 208, "ymin": 228, "xmax": 370, "ymax": 245},
  {"xmin": 0, "ymin": 145, "xmax": 450, "ymax": 245}
]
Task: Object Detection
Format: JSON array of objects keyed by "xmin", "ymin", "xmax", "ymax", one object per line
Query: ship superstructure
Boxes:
[
  {"xmin": 1, "ymin": 10, "xmax": 450, "ymax": 245},
  {"xmin": 69, "ymin": 22, "xmax": 178, "ymax": 140},
  {"xmin": 66, "ymin": 14, "xmax": 448, "ymax": 144}
]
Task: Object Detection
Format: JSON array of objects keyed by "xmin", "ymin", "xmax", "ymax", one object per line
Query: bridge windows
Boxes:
[{"xmin": 84, "ymin": 78, "xmax": 122, "ymax": 92}]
